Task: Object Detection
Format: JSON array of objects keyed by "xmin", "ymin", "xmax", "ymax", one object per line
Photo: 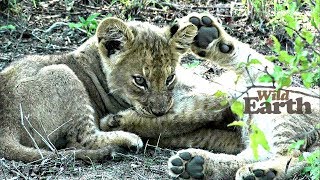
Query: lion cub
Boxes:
[{"xmin": 0, "ymin": 17, "xmax": 198, "ymax": 162}]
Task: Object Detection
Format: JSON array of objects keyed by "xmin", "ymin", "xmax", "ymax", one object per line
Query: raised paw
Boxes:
[
  {"xmin": 168, "ymin": 150, "xmax": 205, "ymax": 179},
  {"xmin": 176, "ymin": 12, "xmax": 238, "ymax": 66}
]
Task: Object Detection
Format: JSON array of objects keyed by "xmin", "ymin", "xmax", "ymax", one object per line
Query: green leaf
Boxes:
[
  {"xmin": 265, "ymin": 55, "xmax": 277, "ymax": 62},
  {"xmin": 272, "ymin": 65, "xmax": 284, "ymax": 81},
  {"xmin": 311, "ymin": 0, "xmax": 320, "ymax": 28},
  {"xmin": 288, "ymin": 140, "xmax": 305, "ymax": 151},
  {"xmin": 271, "ymin": 35, "xmax": 281, "ymax": 53},
  {"xmin": 237, "ymin": 62, "xmax": 247, "ymax": 69},
  {"xmin": 0, "ymin": 25, "xmax": 16, "ymax": 31},
  {"xmin": 258, "ymin": 74, "xmax": 273, "ymax": 83},
  {"xmin": 231, "ymin": 100, "xmax": 244, "ymax": 119},
  {"xmin": 277, "ymin": 76, "xmax": 292, "ymax": 89},
  {"xmin": 7, "ymin": 25, "xmax": 16, "ymax": 30},
  {"xmin": 214, "ymin": 90, "xmax": 228, "ymax": 98},
  {"xmin": 284, "ymin": 14, "xmax": 297, "ymax": 37},
  {"xmin": 278, "ymin": 50, "xmax": 294, "ymax": 64},
  {"xmin": 249, "ymin": 59, "xmax": 262, "ymax": 65},
  {"xmin": 87, "ymin": 13, "xmax": 100, "ymax": 22},
  {"xmin": 182, "ymin": 60, "xmax": 201, "ymax": 69},
  {"xmin": 220, "ymin": 99, "xmax": 229, "ymax": 106},
  {"xmin": 301, "ymin": 72, "xmax": 315, "ymax": 88},
  {"xmin": 250, "ymin": 124, "xmax": 270, "ymax": 160},
  {"xmin": 228, "ymin": 121, "xmax": 246, "ymax": 127},
  {"xmin": 68, "ymin": 23, "xmax": 82, "ymax": 29},
  {"xmin": 294, "ymin": 37, "xmax": 304, "ymax": 55},
  {"xmin": 302, "ymin": 30, "xmax": 314, "ymax": 44},
  {"xmin": 79, "ymin": 16, "xmax": 86, "ymax": 23}
]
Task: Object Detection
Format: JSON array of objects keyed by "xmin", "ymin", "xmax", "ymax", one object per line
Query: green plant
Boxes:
[
  {"xmin": 223, "ymin": 0, "xmax": 319, "ymax": 164},
  {"xmin": 111, "ymin": 0, "xmax": 153, "ymax": 9},
  {"xmin": 182, "ymin": 60, "xmax": 201, "ymax": 69},
  {"xmin": 0, "ymin": 24, "xmax": 16, "ymax": 31},
  {"xmin": 69, "ymin": 13, "xmax": 100, "ymax": 36},
  {"xmin": 228, "ymin": 121, "xmax": 270, "ymax": 160},
  {"xmin": 262, "ymin": 0, "xmax": 320, "ymax": 89},
  {"xmin": 289, "ymin": 139, "xmax": 320, "ymax": 180}
]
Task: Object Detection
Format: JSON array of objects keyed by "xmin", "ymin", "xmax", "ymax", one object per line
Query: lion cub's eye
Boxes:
[
  {"xmin": 166, "ymin": 74, "xmax": 176, "ymax": 86},
  {"xmin": 132, "ymin": 75, "xmax": 147, "ymax": 89}
]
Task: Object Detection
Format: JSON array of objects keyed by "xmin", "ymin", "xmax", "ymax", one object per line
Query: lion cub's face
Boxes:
[{"xmin": 96, "ymin": 18, "xmax": 197, "ymax": 117}]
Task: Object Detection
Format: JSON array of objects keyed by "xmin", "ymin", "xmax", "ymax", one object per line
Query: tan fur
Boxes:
[
  {"xmin": 166, "ymin": 13, "xmax": 320, "ymax": 179},
  {"xmin": 1, "ymin": 14, "xmax": 318, "ymax": 179},
  {"xmin": 0, "ymin": 17, "xmax": 201, "ymax": 162}
]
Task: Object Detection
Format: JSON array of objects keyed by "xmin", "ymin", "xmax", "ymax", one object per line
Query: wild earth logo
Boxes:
[{"xmin": 244, "ymin": 90, "xmax": 312, "ymax": 114}]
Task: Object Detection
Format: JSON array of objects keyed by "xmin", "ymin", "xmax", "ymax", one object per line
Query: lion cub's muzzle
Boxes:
[{"xmin": 147, "ymin": 93, "xmax": 173, "ymax": 117}]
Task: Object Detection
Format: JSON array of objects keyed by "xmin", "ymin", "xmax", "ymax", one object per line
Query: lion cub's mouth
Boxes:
[{"xmin": 136, "ymin": 106, "xmax": 171, "ymax": 118}]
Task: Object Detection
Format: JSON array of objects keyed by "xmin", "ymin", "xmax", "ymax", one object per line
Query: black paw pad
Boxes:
[
  {"xmin": 186, "ymin": 156, "xmax": 204, "ymax": 179},
  {"xmin": 253, "ymin": 169, "xmax": 264, "ymax": 177},
  {"xmin": 250, "ymin": 169, "xmax": 277, "ymax": 180},
  {"xmin": 218, "ymin": 42, "xmax": 233, "ymax": 53},
  {"xmin": 179, "ymin": 152, "xmax": 192, "ymax": 161},
  {"xmin": 171, "ymin": 158, "xmax": 183, "ymax": 166},
  {"xmin": 195, "ymin": 26, "xmax": 219, "ymax": 49},
  {"xmin": 265, "ymin": 169, "xmax": 277, "ymax": 180},
  {"xmin": 170, "ymin": 24, "xmax": 179, "ymax": 37},
  {"xmin": 201, "ymin": 16, "xmax": 212, "ymax": 26},
  {"xmin": 179, "ymin": 171, "xmax": 191, "ymax": 179},
  {"xmin": 171, "ymin": 166, "xmax": 184, "ymax": 174},
  {"xmin": 189, "ymin": 16, "xmax": 200, "ymax": 27},
  {"xmin": 243, "ymin": 175, "xmax": 256, "ymax": 180}
]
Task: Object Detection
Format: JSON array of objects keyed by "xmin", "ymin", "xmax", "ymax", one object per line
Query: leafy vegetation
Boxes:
[
  {"xmin": 0, "ymin": 24, "xmax": 16, "ymax": 31},
  {"xmin": 227, "ymin": 0, "xmax": 319, "ymax": 178},
  {"xmin": 289, "ymin": 139, "xmax": 320, "ymax": 180},
  {"xmin": 69, "ymin": 13, "xmax": 101, "ymax": 36}
]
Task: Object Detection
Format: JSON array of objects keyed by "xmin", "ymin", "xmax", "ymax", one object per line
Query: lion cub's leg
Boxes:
[
  {"xmin": 168, "ymin": 148, "xmax": 246, "ymax": 179},
  {"xmin": 100, "ymin": 95, "xmax": 234, "ymax": 138},
  {"xmin": 235, "ymin": 156, "xmax": 306, "ymax": 180},
  {"xmin": 155, "ymin": 129, "xmax": 244, "ymax": 154},
  {"xmin": 0, "ymin": 64, "xmax": 142, "ymax": 162},
  {"xmin": 236, "ymin": 113, "xmax": 319, "ymax": 180}
]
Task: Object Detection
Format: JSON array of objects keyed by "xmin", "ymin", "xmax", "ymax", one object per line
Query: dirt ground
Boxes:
[{"xmin": 0, "ymin": 0, "xmax": 310, "ymax": 179}]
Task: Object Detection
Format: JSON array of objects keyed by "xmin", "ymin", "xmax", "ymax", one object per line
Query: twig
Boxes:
[
  {"xmin": 44, "ymin": 22, "xmax": 68, "ymax": 34},
  {"xmin": 39, "ymin": 119, "xmax": 58, "ymax": 153},
  {"xmin": 245, "ymin": 54, "xmax": 256, "ymax": 86},
  {"xmin": 0, "ymin": 159, "xmax": 7, "ymax": 180},
  {"xmin": 19, "ymin": 104, "xmax": 44, "ymax": 159},
  {"xmin": 24, "ymin": 116, "xmax": 56, "ymax": 152},
  {"xmin": 282, "ymin": 23, "xmax": 320, "ymax": 56},
  {"xmin": 264, "ymin": 66, "xmax": 276, "ymax": 87},
  {"xmin": 0, "ymin": 158, "xmax": 28, "ymax": 179}
]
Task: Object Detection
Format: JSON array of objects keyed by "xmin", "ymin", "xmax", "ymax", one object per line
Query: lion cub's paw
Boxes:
[
  {"xmin": 168, "ymin": 150, "xmax": 205, "ymax": 179},
  {"xmin": 113, "ymin": 131, "xmax": 144, "ymax": 151},
  {"xmin": 236, "ymin": 166, "xmax": 278, "ymax": 180},
  {"xmin": 178, "ymin": 13, "xmax": 236, "ymax": 60},
  {"xmin": 236, "ymin": 156, "xmax": 300, "ymax": 180},
  {"xmin": 100, "ymin": 114, "xmax": 122, "ymax": 131}
]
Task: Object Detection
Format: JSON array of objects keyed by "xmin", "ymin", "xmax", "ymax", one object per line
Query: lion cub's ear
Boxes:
[
  {"xmin": 168, "ymin": 22, "xmax": 197, "ymax": 54},
  {"xmin": 96, "ymin": 17, "xmax": 134, "ymax": 59}
]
